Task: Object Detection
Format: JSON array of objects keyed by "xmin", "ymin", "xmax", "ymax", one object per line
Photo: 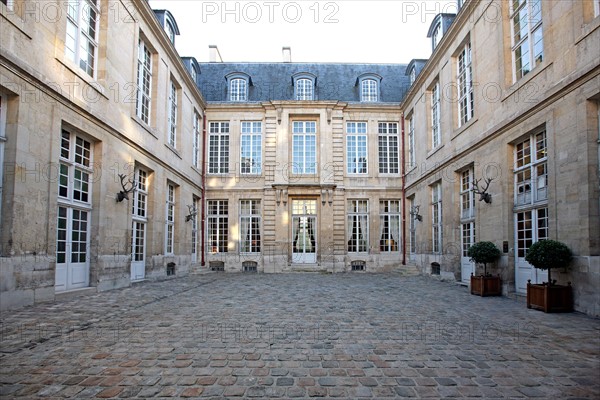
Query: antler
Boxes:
[
  {"xmin": 185, "ymin": 204, "xmax": 197, "ymax": 222},
  {"xmin": 116, "ymin": 174, "xmax": 136, "ymax": 202},
  {"xmin": 472, "ymin": 177, "xmax": 493, "ymax": 203}
]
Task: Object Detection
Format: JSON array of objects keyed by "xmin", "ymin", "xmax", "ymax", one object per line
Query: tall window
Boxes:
[
  {"xmin": 431, "ymin": 182, "xmax": 442, "ymax": 253},
  {"xmin": 132, "ymin": 168, "xmax": 148, "ymax": 263},
  {"xmin": 457, "ymin": 42, "xmax": 474, "ymax": 126},
  {"xmin": 347, "ymin": 122, "xmax": 368, "ymax": 174},
  {"xmin": 165, "ymin": 21, "xmax": 176, "ymax": 44},
  {"xmin": 378, "ymin": 122, "xmax": 399, "ymax": 174},
  {"xmin": 241, "ymin": 122, "xmax": 262, "ymax": 175},
  {"xmin": 230, "ymin": 78, "xmax": 247, "ymax": 102},
  {"xmin": 168, "ymin": 81, "xmax": 177, "ymax": 147},
  {"xmin": 511, "ymin": 0, "xmax": 543, "ymax": 80},
  {"xmin": 207, "ymin": 200, "xmax": 228, "ymax": 253},
  {"xmin": 208, "ymin": 122, "xmax": 229, "ymax": 174},
  {"xmin": 407, "ymin": 115, "xmax": 415, "ymax": 169},
  {"xmin": 292, "ymin": 121, "xmax": 317, "ymax": 174},
  {"xmin": 409, "ymin": 69, "xmax": 416, "ymax": 85},
  {"xmin": 193, "ymin": 112, "xmax": 201, "ymax": 168},
  {"xmin": 65, "ymin": 0, "xmax": 99, "ymax": 77},
  {"xmin": 431, "ymin": 82, "xmax": 441, "ymax": 149},
  {"xmin": 379, "ymin": 200, "xmax": 400, "ymax": 252},
  {"xmin": 409, "ymin": 197, "xmax": 417, "ymax": 254},
  {"xmin": 191, "ymin": 196, "xmax": 199, "ymax": 263},
  {"xmin": 240, "ymin": 200, "xmax": 261, "ymax": 254},
  {"xmin": 165, "ymin": 184, "xmax": 175, "ymax": 254},
  {"xmin": 57, "ymin": 130, "xmax": 93, "ymax": 264},
  {"xmin": 296, "ymin": 78, "xmax": 314, "ymax": 100},
  {"xmin": 361, "ymin": 79, "xmax": 378, "ymax": 102},
  {"xmin": 347, "ymin": 200, "xmax": 369, "ymax": 253},
  {"xmin": 515, "ymin": 130, "xmax": 547, "ymax": 207},
  {"xmin": 136, "ymin": 39, "xmax": 152, "ymax": 124},
  {"xmin": 0, "ymin": 94, "xmax": 7, "ymax": 228},
  {"xmin": 461, "ymin": 169, "xmax": 475, "ymax": 220}
]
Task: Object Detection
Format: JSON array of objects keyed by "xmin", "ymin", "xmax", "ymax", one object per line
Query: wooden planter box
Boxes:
[
  {"xmin": 527, "ymin": 281, "xmax": 573, "ymax": 313},
  {"xmin": 470, "ymin": 274, "xmax": 502, "ymax": 296}
]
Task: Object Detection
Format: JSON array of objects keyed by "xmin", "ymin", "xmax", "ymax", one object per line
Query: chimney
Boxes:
[
  {"xmin": 209, "ymin": 45, "xmax": 223, "ymax": 62},
  {"xmin": 282, "ymin": 46, "xmax": 292, "ymax": 63}
]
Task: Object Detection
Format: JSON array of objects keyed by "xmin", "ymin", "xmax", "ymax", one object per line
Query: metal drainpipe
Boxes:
[
  {"xmin": 401, "ymin": 112, "xmax": 406, "ymax": 266},
  {"xmin": 201, "ymin": 113, "xmax": 207, "ymax": 267}
]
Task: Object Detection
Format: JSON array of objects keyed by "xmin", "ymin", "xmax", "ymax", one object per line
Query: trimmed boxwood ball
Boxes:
[
  {"xmin": 525, "ymin": 239, "xmax": 572, "ymax": 284},
  {"xmin": 468, "ymin": 241, "xmax": 501, "ymax": 276}
]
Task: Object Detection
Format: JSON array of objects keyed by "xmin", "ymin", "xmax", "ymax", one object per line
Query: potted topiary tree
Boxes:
[
  {"xmin": 525, "ymin": 239, "xmax": 573, "ymax": 312},
  {"xmin": 467, "ymin": 241, "xmax": 502, "ymax": 296}
]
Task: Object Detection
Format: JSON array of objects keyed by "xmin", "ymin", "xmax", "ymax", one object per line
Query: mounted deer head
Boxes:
[
  {"xmin": 473, "ymin": 177, "xmax": 493, "ymax": 204},
  {"xmin": 116, "ymin": 174, "xmax": 136, "ymax": 202},
  {"xmin": 185, "ymin": 204, "xmax": 198, "ymax": 222}
]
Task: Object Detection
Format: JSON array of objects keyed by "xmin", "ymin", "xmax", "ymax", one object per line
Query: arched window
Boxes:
[{"xmin": 357, "ymin": 73, "xmax": 381, "ymax": 102}]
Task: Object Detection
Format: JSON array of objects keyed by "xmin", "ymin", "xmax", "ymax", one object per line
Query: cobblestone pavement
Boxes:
[{"xmin": 1, "ymin": 273, "xmax": 599, "ymax": 399}]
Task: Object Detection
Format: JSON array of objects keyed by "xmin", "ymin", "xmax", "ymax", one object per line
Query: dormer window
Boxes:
[
  {"xmin": 357, "ymin": 74, "xmax": 382, "ymax": 102},
  {"xmin": 292, "ymin": 73, "xmax": 317, "ymax": 100},
  {"xmin": 155, "ymin": 10, "xmax": 180, "ymax": 46},
  {"xmin": 226, "ymin": 72, "xmax": 251, "ymax": 102},
  {"xmin": 165, "ymin": 21, "xmax": 175, "ymax": 44},
  {"xmin": 432, "ymin": 23, "xmax": 442, "ymax": 49},
  {"xmin": 409, "ymin": 68, "xmax": 416, "ymax": 85}
]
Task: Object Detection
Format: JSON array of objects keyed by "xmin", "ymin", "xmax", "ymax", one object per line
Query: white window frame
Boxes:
[
  {"xmin": 361, "ymin": 79, "xmax": 378, "ymax": 102},
  {"xmin": 460, "ymin": 168, "xmax": 475, "ymax": 221},
  {"xmin": 457, "ymin": 42, "xmax": 474, "ymax": 127},
  {"xmin": 346, "ymin": 122, "xmax": 368, "ymax": 175},
  {"xmin": 0, "ymin": 94, "xmax": 7, "ymax": 227},
  {"xmin": 65, "ymin": 0, "xmax": 99, "ymax": 77},
  {"xmin": 431, "ymin": 182, "xmax": 442, "ymax": 254},
  {"xmin": 230, "ymin": 78, "xmax": 247, "ymax": 102},
  {"xmin": 292, "ymin": 121, "xmax": 317, "ymax": 175},
  {"xmin": 168, "ymin": 80, "xmax": 178, "ymax": 148},
  {"xmin": 136, "ymin": 38, "xmax": 152, "ymax": 125},
  {"xmin": 240, "ymin": 200, "xmax": 261, "ymax": 254},
  {"xmin": 165, "ymin": 20, "xmax": 176, "ymax": 44},
  {"xmin": 407, "ymin": 115, "xmax": 415, "ymax": 169},
  {"xmin": 191, "ymin": 196, "xmax": 199, "ymax": 263},
  {"xmin": 514, "ymin": 130, "xmax": 548, "ymax": 208},
  {"xmin": 193, "ymin": 111, "xmax": 201, "ymax": 168},
  {"xmin": 240, "ymin": 121, "xmax": 262, "ymax": 175},
  {"xmin": 208, "ymin": 122, "xmax": 230, "ymax": 174},
  {"xmin": 58, "ymin": 130, "xmax": 93, "ymax": 206},
  {"xmin": 510, "ymin": 0, "xmax": 543, "ymax": 81},
  {"xmin": 378, "ymin": 122, "xmax": 399, "ymax": 174},
  {"xmin": 347, "ymin": 200, "xmax": 369, "ymax": 253},
  {"xmin": 409, "ymin": 69, "xmax": 416, "ymax": 86},
  {"xmin": 432, "ymin": 23, "xmax": 442, "ymax": 50},
  {"xmin": 431, "ymin": 82, "xmax": 441, "ymax": 149},
  {"xmin": 409, "ymin": 197, "xmax": 417, "ymax": 254},
  {"xmin": 295, "ymin": 78, "xmax": 314, "ymax": 100},
  {"xmin": 595, "ymin": 0, "xmax": 600, "ymax": 17},
  {"xmin": 379, "ymin": 200, "xmax": 401, "ymax": 252},
  {"xmin": 165, "ymin": 183, "xmax": 175, "ymax": 254},
  {"xmin": 132, "ymin": 167, "xmax": 148, "ymax": 263},
  {"xmin": 207, "ymin": 200, "xmax": 228, "ymax": 253}
]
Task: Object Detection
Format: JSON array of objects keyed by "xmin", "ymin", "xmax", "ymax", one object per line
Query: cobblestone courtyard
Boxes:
[{"xmin": 1, "ymin": 273, "xmax": 599, "ymax": 399}]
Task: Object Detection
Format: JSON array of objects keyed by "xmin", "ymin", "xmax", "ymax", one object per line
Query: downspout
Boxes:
[
  {"xmin": 201, "ymin": 113, "xmax": 207, "ymax": 267},
  {"xmin": 401, "ymin": 112, "xmax": 406, "ymax": 266}
]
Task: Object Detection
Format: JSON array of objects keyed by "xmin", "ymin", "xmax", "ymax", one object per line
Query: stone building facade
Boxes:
[
  {"xmin": 402, "ymin": 0, "xmax": 600, "ymax": 315},
  {"xmin": 1, "ymin": 0, "xmax": 599, "ymax": 315},
  {"xmin": 1, "ymin": 1, "xmax": 205, "ymax": 309}
]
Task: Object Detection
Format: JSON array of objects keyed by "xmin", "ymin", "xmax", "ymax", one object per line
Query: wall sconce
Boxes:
[
  {"xmin": 185, "ymin": 205, "xmax": 198, "ymax": 222},
  {"xmin": 116, "ymin": 174, "xmax": 135, "ymax": 202},
  {"xmin": 410, "ymin": 205, "xmax": 422, "ymax": 222}
]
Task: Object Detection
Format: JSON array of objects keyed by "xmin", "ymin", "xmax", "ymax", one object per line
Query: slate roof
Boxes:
[{"xmin": 196, "ymin": 63, "xmax": 411, "ymax": 103}]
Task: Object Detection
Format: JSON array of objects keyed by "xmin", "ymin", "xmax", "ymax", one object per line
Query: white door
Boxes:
[
  {"xmin": 515, "ymin": 209, "xmax": 548, "ymax": 293},
  {"xmin": 292, "ymin": 200, "xmax": 317, "ymax": 264},
  {"xmin": 461, "ymin": 222, "xmax": 475, "ymax": 283},
  {"xmin": 56, "ymin": 207, "xmax": 90, "ymax": 291},
  {"xmin": 131, "ymin": 168, "xmax": 148, "ymax": 281}
]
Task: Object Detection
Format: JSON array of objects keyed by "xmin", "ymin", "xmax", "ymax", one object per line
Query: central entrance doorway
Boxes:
[{"xmin": 292, "ymin": 199, "xmax": 317, "ymax": 264}]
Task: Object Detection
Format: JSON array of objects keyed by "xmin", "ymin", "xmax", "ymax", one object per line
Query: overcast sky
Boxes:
[{"xmin": 149, "ymin": 0, "xmax": 460, "ymax": 64}]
